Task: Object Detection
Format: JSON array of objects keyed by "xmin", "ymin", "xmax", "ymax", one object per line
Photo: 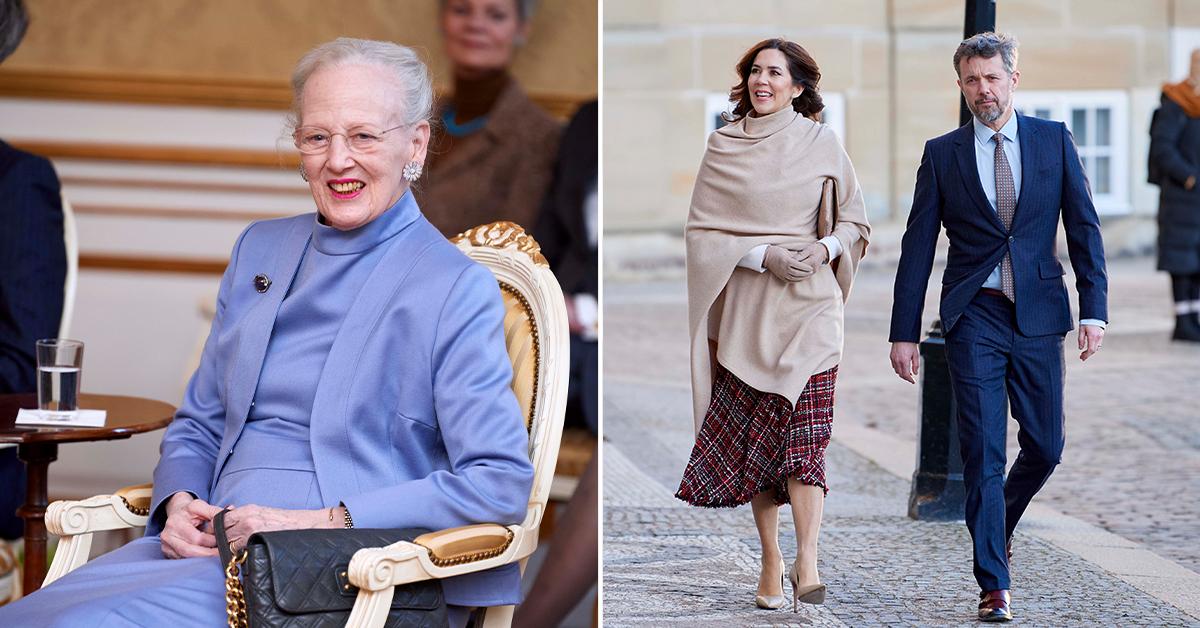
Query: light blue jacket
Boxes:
[{"xmin": 148, "ymin": 194, "xmax": 534, "ymax": 606}]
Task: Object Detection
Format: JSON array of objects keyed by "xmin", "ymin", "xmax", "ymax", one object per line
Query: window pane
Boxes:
[
  {"xmin": 1095, "ymin": 156, "xmax": 1110, "ymax": 195},
  {"xmin": 1072, "ymin": 108, "xmax": 1088, "ymax": 145},
  {"xmin": 1096, "ymin": 108, "xmax": 1111, "ymax": 146}
]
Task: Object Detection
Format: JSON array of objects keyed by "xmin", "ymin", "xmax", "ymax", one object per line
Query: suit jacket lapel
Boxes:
[
  {"xmin": 1012, "ymin": 113, "xmax": 1037, "ymax": 224},
  {"xmin": 432, "ymin": 121, "xmax": 499, "ymax": 181},
  {"xmin": 953, "ymin": 124, "xmax": 1007, "ymax": 231},
  {"xmin": 430, "ymin": 82, "xmax": 526, "ymax": 182},
  {"xmin": 218, "ymin": 219, "xmax": 311, "ymax": 463}
]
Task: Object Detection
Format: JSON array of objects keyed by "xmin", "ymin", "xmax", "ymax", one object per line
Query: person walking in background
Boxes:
[
  {"xmin": 889, "ymin": 32, "xmax": 1107, "ymax": 622},
  {"xmin": 1149, "ymin": 48, "xmax": 1200, "ymax": 342},
  {"xmin": 0, "ymin": 0, "xmax": 67, "ymax": 604},
  {"xmin": 419, "ymin": 0, "xmax": 561, "ymax": 237},
  {"xmin": 676, "ymin": 38, "xmax": 870, "ymax": 613}
]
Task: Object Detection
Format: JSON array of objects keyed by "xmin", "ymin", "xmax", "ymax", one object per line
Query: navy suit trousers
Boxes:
[{"xmin": 945, "ymin": 291, "xmax": 1065, "ymax": 591}]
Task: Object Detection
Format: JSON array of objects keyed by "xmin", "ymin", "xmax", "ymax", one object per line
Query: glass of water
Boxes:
[{"xmin": 36, "ymin": 338, "xmax": 84, "ymax": 416}]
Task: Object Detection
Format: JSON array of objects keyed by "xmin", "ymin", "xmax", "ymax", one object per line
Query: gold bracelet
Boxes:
[{"xmin": 328, "ymin": 507, "xmax": 335, "ymax": 524}]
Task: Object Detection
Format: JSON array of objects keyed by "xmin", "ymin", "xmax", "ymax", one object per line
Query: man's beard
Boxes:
[{"xmin": 969, "ymin": 97, "xmax": 1004, "ymax": 123}]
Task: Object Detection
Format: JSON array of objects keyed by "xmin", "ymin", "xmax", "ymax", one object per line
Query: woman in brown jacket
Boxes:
[
  {"xmin": 676, "ymin": 38, "xmax": 870, "ymax": 613},
  {"xmin": 419, "ymin": 0, "xmax": 561, "ymax": 237}
]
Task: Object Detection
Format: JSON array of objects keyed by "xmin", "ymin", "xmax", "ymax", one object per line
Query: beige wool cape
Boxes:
[{"xmin": 685, "ymin": 106, "xmax": 872, "ymax": 433}]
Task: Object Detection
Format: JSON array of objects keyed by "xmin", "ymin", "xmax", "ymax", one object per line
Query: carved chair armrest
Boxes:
[
  {"xmin": 46, "ymin": 482, "xmax": 153, "ymax": 536},
  {"xmin": 42, "ymin": 483, "xmax": 153, "ymax": 587},
  {"xmin": 347, "ymin": 523, "xmax": 533, "ymax": 593}
]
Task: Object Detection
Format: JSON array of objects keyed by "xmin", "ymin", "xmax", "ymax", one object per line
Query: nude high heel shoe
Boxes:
[
  {"xmin": 754, "ymin": 559, "xmax": 786, "ymax": 609},
  {"xmin": 788, "ymin": 562, "xmax": 826, "ymax": 611}
]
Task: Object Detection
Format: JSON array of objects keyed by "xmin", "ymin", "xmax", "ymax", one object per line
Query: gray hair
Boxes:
[
  {"xmin": 439, "ymin": 0, "xmax": 537, "ymax": 22},
  {"xmin": 953, "ymin": 31, "xmax": 1019, "ymax": 77},
  {"xmin": 0, "ymin": 0, "xmax": 28, "ymax": 63},
  {"xmin": 289, "ymin": 38, "xmax": 433, "ymax": 129}
]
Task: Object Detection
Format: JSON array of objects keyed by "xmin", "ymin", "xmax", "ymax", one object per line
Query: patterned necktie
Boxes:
[{"xmin": 993, "ymin": 132, "xmax": 1016, "ymax": 302}]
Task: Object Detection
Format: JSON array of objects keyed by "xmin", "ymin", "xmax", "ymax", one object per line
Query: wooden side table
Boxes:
[{"xmin": 0, "ymin": 393, "xmax": 174, "ymax": 595}]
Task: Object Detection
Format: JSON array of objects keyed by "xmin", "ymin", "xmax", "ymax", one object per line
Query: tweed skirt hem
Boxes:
[{"xmin": 676, "ymin": 362, "xmax": 837, "ymax": 508}]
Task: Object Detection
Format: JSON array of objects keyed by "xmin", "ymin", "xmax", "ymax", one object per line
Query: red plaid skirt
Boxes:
[{"xmin": 676, "ymin": 362, "xmax": 837, "ymax": 507}]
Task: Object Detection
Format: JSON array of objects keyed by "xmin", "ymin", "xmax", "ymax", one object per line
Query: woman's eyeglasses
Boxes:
[{"xmin": 292, "ymin": 124, "xmax": 407, "ymax": 154}]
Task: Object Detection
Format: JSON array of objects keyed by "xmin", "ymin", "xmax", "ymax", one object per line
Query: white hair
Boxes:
[{"xmin": 288, "ymin": 37, "xmax": 433, "ymax": 129}]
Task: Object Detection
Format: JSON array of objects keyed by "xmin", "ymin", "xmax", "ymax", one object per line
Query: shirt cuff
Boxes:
[
  {"xmin": 818, "ymin": 236, "xmax": 842, "ymax": 262},
  {"xmin": 573, "ymin": 293, "xmax": 598, "ymax": 341},
  {"xmin": 1080, "ymin": 318, "xmax": 1107, "ymax": 329},
  {"xmin": 737, "ymin": 244, "xmax": 768, "ymax": 272}
]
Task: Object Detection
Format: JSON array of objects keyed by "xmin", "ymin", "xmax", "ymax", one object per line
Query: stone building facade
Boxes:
[{"xmin": 604, "ymin": 0, "xmax": 1200, "ymax": 241}]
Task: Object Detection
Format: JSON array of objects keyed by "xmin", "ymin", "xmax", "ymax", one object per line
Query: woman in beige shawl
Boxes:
[{"xmin": 675, "ymin": 38, "xmax": 870, "ymax": 613}]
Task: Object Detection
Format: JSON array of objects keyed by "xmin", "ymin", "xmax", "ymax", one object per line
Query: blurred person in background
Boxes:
[
  {"xmin": 515, "ymin": 99, "xmax": 597, "ymax": 627},
  {"xmin": 420, "ymin": 0, "xmax": 561, "ymax": 237},
  {"xmin": 1149, "ymin": 48, "xmax": 1200, "ymax": 342},
  {"xmin": 0, "ymin": 0, "xmax": 68, "ymax": 605}
]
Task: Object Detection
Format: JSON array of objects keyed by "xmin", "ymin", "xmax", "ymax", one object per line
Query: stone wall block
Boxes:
[
  {"xmin": 605, "ymin": 33, "xmax": 695, "ymax": 91},
  {"xmin": 775, "ymin": 0, "xmax": 887, "ymax": 30},
  {"xmin": 1066, "ymin": 0, "xmax": 1168, "ymax": 29},
  {"xmin": 1016, "ymin": 33, "xmax": 1138, "ymax": 89}
]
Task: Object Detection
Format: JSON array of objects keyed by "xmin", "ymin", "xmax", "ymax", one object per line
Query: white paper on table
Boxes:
[{"xmin": 14, "ymin": 408, "xmax": 107, "ymax": 428}]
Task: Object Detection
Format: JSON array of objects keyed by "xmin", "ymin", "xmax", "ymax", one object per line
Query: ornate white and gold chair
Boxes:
[{"xmin": 42, "ymin": 221, "xmax": 570, "ymax": 628}]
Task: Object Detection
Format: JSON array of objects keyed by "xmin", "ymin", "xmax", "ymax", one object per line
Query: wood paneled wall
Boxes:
[{"xmin": 8, "ymin": 0, "xmax": 597, "ymax": 96}]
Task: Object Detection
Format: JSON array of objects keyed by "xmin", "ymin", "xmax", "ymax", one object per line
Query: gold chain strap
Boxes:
[{"xmin": 224, "ymin": 549, "xmax": 249, "ymax": 628}]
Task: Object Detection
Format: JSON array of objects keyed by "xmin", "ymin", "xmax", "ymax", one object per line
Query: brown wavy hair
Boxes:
[{"xmin": 726, "ymin": 38, "xmax": 823, "ymax": 123}]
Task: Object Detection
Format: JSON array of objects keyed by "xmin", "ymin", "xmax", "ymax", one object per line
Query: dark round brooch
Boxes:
[{"xmin": 254, "ymin": 274, "xmax": 271, "ymax": 293}]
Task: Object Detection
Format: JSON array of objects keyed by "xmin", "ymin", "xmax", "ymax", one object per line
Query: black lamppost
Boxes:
[
  {"xmin": 907, "ymin": 0, "xmax": 996, "ymax": 521},
  {"xmin": 960, "ymin": 0, "xmax": 997, "ymax": 126}
]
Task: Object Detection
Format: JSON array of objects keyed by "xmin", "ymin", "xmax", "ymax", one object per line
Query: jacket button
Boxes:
[{"xmin": 1008, "ymin": 236, "xmax": 1015, "ymax": 243}]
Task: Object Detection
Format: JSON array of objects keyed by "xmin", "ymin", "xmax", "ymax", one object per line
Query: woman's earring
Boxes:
[
  {"xmin": 402, "ymin": 161, "xmax": 423, "ymax": 182},
  {"xmin": 298, "ymin": 163, "xmax": 309, "ymax": 182}
]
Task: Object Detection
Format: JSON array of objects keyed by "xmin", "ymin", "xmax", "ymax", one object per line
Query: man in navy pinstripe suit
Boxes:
[
  {"xmin": 889, "ymin": 32, "xmax": 1107, "ymax": 622},
  {"xmin": 0, "ymin": 0, "xmax": 67, "ymax": 582}
]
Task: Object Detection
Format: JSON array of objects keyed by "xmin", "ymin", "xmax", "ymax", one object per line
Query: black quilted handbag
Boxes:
[{"xmin": 215, "ymin": 509, "xmax": 449, "ymax": 627}]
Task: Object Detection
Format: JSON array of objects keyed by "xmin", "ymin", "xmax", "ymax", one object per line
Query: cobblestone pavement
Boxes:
[{"xmin": 602, "ymin": 256, "xmax": 1200, "ymax": 625}]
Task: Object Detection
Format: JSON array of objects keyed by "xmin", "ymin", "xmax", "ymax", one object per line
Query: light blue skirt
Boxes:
[{"xmin": 0, "ymin": 429, "xmax": 473, "ymax": 626}]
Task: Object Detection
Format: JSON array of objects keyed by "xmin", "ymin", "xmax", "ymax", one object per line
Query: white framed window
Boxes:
[
  {"xmin": 704, "ymin": 91, "xmax": 846, "ymax": 146},
  {"xmin": 1016, "ymin": 91, "xmax": 1130, "ymax": 215},
  {"xmin": 704, "ymin": 92, "xmax": 733, "ymax": 135}
]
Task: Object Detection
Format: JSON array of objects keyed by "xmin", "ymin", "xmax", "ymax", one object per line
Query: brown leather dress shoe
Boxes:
[{"xmin": 978, "ymin": 589, "xmax": 1012, "ymax": 622}]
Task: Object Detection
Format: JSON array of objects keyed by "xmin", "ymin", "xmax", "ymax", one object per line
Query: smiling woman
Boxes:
[
  {"xmin": 676, "ymin": 36, "xmax": 871, "ymax": 615},
  {"xmin": 0, "ymin": 37, "xmax": 534, "ymax": 628},
  {"xmin": 290, "ymin": 41, "xmax": 432, "ymax": 231}
]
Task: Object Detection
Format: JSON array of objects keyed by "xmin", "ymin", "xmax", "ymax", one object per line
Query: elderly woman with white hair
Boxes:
[{"xmin": 0, "ymin": 37, "xmax": 533, "ymax": 627}]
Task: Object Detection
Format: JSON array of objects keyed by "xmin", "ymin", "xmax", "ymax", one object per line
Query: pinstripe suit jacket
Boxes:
[
  {"xmin": 0, "ymin": 141, "xmax": 66, "ymax": 394},
  {"xmin": 889, "ymin": 114, "xmax": 1108, "ymax": 342}
]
